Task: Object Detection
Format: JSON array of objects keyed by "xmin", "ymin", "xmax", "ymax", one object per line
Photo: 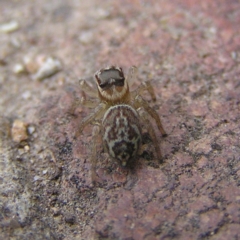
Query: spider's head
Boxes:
[{"xmin": 95, "ymin": 66, "xmax": 129, "ymax": 103}]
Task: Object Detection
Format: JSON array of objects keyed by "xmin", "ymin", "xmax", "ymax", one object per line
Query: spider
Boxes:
[{"xmin": 76, "ymin": 66, "xmax": 167, "ymax": 181}]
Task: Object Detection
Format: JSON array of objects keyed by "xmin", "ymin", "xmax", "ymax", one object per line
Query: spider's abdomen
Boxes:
[{"xmin": 102, "ymin": 104, "xmax": 141, "ymax": 166}]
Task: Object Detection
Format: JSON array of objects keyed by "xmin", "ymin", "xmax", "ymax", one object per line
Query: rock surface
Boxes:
[{"xmin": 0, "ymin": 0, "xmax": 239, "ymax": 239}]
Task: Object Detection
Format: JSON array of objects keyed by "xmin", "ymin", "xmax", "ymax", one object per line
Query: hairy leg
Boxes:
[
  {"xmin": 75, "ymin": 103, "xmax": 106, "ymax": 138},
  {"xmin": 132, "ymin": 80, "xmax": 157, "ymax": 101},
  {"xmin": 134, "ymin": 95, "xmax": 167, "ymax": 136},
  {"xmin": 90, "ymin": 125, "xmax": 101, "ymax": 183},
  {"xmin": 128, "ymin": 66, "xmax": 156, "ymax": 101},
  {"xmin": 80, "ymin": 96, "xmax": 98, "ymax": 108},
  {"xmin": 68, "ymin": 79, "xmax": 98, "ymax": 115},
  {"xmin": 138, "ymin": 108, "xmax": 163, "ymax": 162},
  {"xmin": 127, "ymin": 66, "xmax": 138, "ymax": 88},
  {"xmin": 79, "ymin": 79, "xmax": 98, "ymax": 98}
]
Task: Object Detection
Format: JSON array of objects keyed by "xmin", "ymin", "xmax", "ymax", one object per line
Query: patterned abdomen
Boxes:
[{"xmin": 102, "ymin": 104, "xmax": 141, "ymax": 166}]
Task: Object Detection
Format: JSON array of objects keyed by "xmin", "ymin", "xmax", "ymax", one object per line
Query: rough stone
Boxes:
[{"xmin": 0, "ymin": 0, "xmax": 239, "ymax": 239}]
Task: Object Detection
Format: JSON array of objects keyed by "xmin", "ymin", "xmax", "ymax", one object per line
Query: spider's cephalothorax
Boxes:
[
  {"xmin": 77, "ymin": 66, "xmax": 167, "ymax": 181},
  {"xmin": 95, "ymin": 66, "xmax": 130, "ymax": 104}
]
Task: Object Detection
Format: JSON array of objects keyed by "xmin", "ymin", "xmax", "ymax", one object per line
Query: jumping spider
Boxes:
[{"xmin": 76, "ymin": 66, "xmax": 166, "ymax": 181}]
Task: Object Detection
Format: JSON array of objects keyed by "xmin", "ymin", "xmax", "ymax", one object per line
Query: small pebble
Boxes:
[
  {"xmin": 27, "ymin": 125, "xmax": 35, "ymax": 134},
  {"xmin": 11, "ymin": 119, "xmax": 28, "ymax": 143},
  {"xmin": 22, "ymin": 91, "xmax": 31, "ymax": 100},
  {"xmin": 231, "ymin": 51, "xmax": 238, "ymax": 60},
  {"xmin": 33, "ymin": 176, "xmax": 41, "ymax": 181},
  {"xmin": 33, "ymin": 57, "xmax": 62, "ymax": 81},
  {"xmin": 24, "ymin": 145, "xmax": 30, "ymax": 152},
  {"xmin": 10, "ymin": 37, "xmax": 21, "ymax": 48},
  {"xmin": 0, "ymin": 20, "xmax": 19, "ymax": 33},
  {"xmin": 52, "ymin": 207, "xmax": 60, "ymax": 216},
  {"xmin": 9, "ymin": 218, "xmax": 21, "ymax": 229},
  {"xmin": 95, "ymin": 8, "xmax": 110, "ymax": 19},
  {"xmin": 65, "ymin": 214, "xmax": 76, "ymax": 224},
  {"xmin": 23, "ymin": 55, "xmax": 39, "ymax": 73},
  {"xmin": 13, "ymin": 63, "xmax": 26, "ymax": 74},
  {"xmin": 79, "ymin": 31, "xmax": 94, "ymax": 44}
]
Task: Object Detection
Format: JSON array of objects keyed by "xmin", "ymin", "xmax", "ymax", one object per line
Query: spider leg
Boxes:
[
  {"xmin": 67, "ymin": 97, "xmax": 82, "ymax": 115},
  {"xmin": 137, "ymin": 108, "xmax": 163, "ymax": 162},
  {"xmin": 128, "ymin": 66, "xmax": 156, "ymax": 101},
  {"xmin": 79, "ymin": 79, "xmax": 98, "ymax": 98},
  {"xmin": 126, "ymin": 66, "xmax": 138, "ymax": 88},
  {"xmin": 68, "ymin": 80, "xmax": 98, "ymax": 115},
  {"xmin": 133, "ymin": 80, "xmax": 157, "ymax": 101},
  {"xmin": 75, "ymin": 103, "xmax": 106, "ymax": 138},
  {"xmin": 134, "ymin": 95, "xmax": 167, "ymax": 136},
  {"xmin": 90, "ymin": 125, "xmax": 101, "ymax": 183},
  {"xmin": 67, "ymin": 96, "xmax": 98, "ymax": 116},
  {"xmin": 80, "ymin": 96, "xmax": 99, "ymax": 108}
]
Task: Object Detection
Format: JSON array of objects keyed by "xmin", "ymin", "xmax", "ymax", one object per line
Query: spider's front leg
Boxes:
[
  {"xmin": 128, "ymin": 66, "xmax": 156, "ymax": 101},
  {"xmin": 133, "ymin": 81, "xmax": 157, "ymax": 102},
  {"xmin": 79, "ymin": 79, "xmax": 98, "ymax": 98},
  {"xmin": 126, "ymin": 66, "xmax": 138, "ymax": 88},
  {"xmin": 75, "ymin": 103, "xmax": 106, "ymax": 138},
  {"xmin": 68, "ymin": 79, "xmax": 98, "ymax": 115},
  {"xmin": 134, "ymin": 95, "xmax": 167, "ymax": 137}
]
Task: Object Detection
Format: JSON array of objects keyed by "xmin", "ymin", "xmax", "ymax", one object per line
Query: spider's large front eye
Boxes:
[{"xmin": 95, "ymin": 66, "xmax": 125, "ymax": 89}]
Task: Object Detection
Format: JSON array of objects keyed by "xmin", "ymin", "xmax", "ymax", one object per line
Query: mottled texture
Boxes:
[
  {"xmin": 0, "ymin": 0, "xmax": 239, "ymax": 239},
  {"xmin": 103, "ymin": 104, "xmax": 141, "ymax": 165}
]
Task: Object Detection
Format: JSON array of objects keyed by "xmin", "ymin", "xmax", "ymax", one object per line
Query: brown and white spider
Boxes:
[{"xmin": 76, "ymin": 66, "xmax": 166, "ymax": 180}]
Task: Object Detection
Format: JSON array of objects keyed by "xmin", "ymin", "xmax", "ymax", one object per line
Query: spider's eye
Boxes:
[{"xmin": 95, "ymin": 66, "xmax": 125, "ymax": 89}]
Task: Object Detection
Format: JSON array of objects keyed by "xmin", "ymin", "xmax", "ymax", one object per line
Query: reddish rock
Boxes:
[{"xmin": 0, "ymin": 0, "xmax": 239, "ymax": 239}]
